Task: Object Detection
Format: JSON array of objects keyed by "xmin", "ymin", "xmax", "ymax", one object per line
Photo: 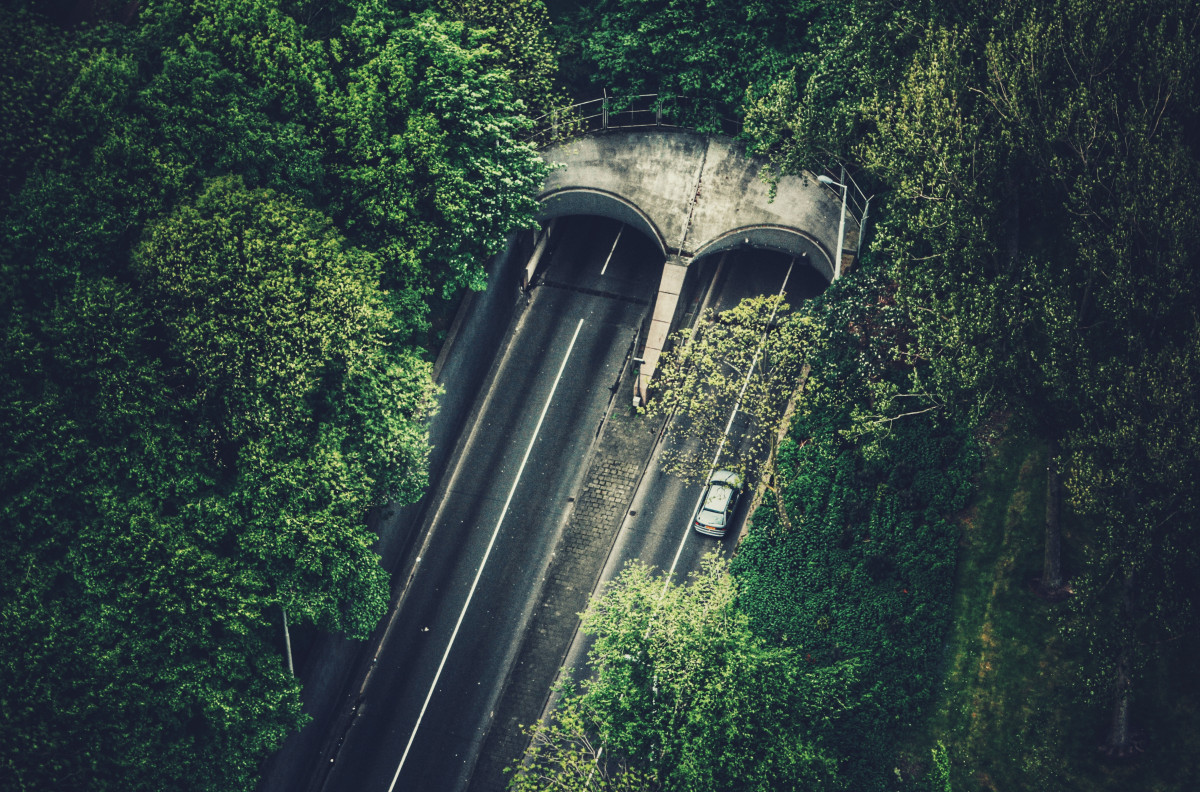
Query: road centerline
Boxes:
[
  {"xmin": 599, "ymin": 226, "xmax": 623, "ymax": 275},
  {"xmin": 665, "ymin": 256, "xmax": 796, "ymax": 584},
  {"xmin": 388, "ymin": 317, "xmax": 586, "ymax": 791}
]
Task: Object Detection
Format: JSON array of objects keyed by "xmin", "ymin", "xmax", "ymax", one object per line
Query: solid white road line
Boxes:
[
  {"xmin": 599, "ymin": 226, "xmax": 623, "ymax": 276},
  {"xmin": 388, "ymin": 318, "xmax": 586, "ymax": 792},
  {"xmin": 663, "ymin": 256, "xmax": 797, "ymax": 586}
]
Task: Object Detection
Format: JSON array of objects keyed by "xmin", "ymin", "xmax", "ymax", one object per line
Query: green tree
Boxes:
[
  {"xmin": 1064, "ymin": 332, "xmax": 1200, "ymax": 755},
  {"xmin": 1, "ymin": 1, "xmax": 550, "ymax": 787},
  {"xmin": 744, "ymin": 0, "xmax": 1200, "ymax": 763},
  {"xmin": 319, "ymin": 5, "xmax": 548, "ymax": 330},
  {"xmin": 132, "ymin": 175, "xmax": 436, "ymax": 635},
  {"xmin": 729, "ymin": 269, "xmax": 975, "ymax": 790},
  {"xmin": 564, "ymin": 0, "xmax": 822, "ymax": 111},
  {"xmin": 645, "ymin": 295, "xmax": 812, "ymax": 485},
  {"xmin": 438, "ymin": 0, "xmax": 562, "ymax": 116},
  {"xmin": 0, "ymin": 272, "xmax": 305, "ymax": 792},
  {"xmin": 0, "ymin": 174, "xmax": 436, "ymax": 788},
  {"xmin": 515, "ymin": 556, "xmax": 849, "ymax": 792},
  {"xmin": 136, "ymin": 0, "xmax": 548, "ymax": 328}
]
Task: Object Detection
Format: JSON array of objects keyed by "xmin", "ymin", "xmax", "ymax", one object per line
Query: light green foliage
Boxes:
[
  {"xmin": 645, "ymin": 295, "xmax": 812, "ymax": 484},
  {"xmin": 743, "ymin": 0, "xmax": 925, "ymax": 175},
  {"xmin": 0, "ymin": 175, "xmax": 437, "ymax": 788},
  {"xmin": 439, "ymin": 0, "xmax": 562, "ymax": 115},
  {"xmin": 133, "ymin": 176, "xmax": 390, "ymax": 443},
  {"xmin": 929, "ymin": 742, "xmax": 953, "ymax": 792},
  {"xmin": 132, "ymin": 176, "xmax": 436, "ymax": 635},
  {"xmin": 134, "ymin": 0, "xmax": 548, "ymax": 322},
  {"xmin": 859, "ymin": 27, "xmax": 1001, "ymax": 268},
  {"xmin": 515, "ymin": 556, "xmax": 849, "ymax": 792},
  {"xmin": 325, "ymin": 6, "xmax": 548, "ymax": 309},
  {"xmin": 1, "ymin": 0, "xmax": 546, "ymax": 787}
]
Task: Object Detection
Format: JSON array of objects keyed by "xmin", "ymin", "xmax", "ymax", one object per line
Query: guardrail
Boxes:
[
  {"xmin": 525, "ymin": 92, "xmax": 743, "ymax": 147},
  {"xmin": 527, "ymin": 93, "xmax": 878, "ymax": 269}
]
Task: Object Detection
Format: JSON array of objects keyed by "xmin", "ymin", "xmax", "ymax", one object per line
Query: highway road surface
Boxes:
[
  {"xmin": 272, "ymin": 214, "xmax": 828, "ymax": 792},
  {"xmin": 548, "ymin": 243, "xmax": 827, "ymax": 705},
  {"xmin": 321, "ymin": 216, "xmax": 661, "ymax": 791}
]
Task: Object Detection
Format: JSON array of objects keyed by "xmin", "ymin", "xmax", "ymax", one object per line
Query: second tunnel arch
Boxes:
[{"xmin": 534, "ymin": 129, "xmax": 858, "ymax": 401}]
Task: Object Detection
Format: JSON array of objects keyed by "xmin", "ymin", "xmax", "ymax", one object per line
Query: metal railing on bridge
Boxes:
[
  {"xmin": 526, "ymin": 92, "xmax": 880, "ymax": 272},
  {"xmin": 525, "ymin": 92, "xmax": 743, "ymax": 148}
]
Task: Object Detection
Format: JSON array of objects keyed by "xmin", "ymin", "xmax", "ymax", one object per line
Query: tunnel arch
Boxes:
[
  {"xmin": 692, "ymin": 225, "xmax": 834, "ymax": 282},
  {"xmin": 536, "ymin": 129, "xmax": 855, "ymax": 402},
  {"xmin": 536, "ymin": 187, "xmax": 668, "ymax": 257}
]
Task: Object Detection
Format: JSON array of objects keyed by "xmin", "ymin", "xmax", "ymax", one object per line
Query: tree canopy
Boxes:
[
  {"xmin": 0, "ymin": 1, "xmax": 548, "ymax": 787},
  {"xmin": 643, "ymin": 294, "xmax": 812, "ymax": 485},
  {"xmin": 513, "ymin": 556, "xmax": 851, "ymax": 792},
  {"xmin": 737, "ymin": 0, "xmax": 1200, "ymax": 778}
]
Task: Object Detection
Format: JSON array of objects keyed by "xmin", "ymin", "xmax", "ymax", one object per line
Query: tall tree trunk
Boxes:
[
  {"xmin": 1041, "ymin": 437, "xmax": 1065, "ymax": 593},
  {"xmin": 1103, "ymin": 573, "xmax": 1140, "ymax": 758},
  {"xmin": 1106, "ymin": 660, "xmax": 1132, "ymax": 757},
  {"xmin": 1003, "ymin": 168, "xmax": 1021, "ymax": 274}
]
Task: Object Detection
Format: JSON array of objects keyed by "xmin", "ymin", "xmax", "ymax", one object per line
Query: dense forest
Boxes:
[
  {"xmin": 0, "ymin": 0, "xmax": 551, "ymax": 788},
  {"xmin": 3, "ymin": 0, "xmax": 1198, "ymax": 791},
  {"xmin": 530, "ymin": 0, "xmax": 1200, "ymax": 790}
]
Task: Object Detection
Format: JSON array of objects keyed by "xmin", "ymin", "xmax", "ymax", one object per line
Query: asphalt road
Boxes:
[
  {"xmin": 622, "ymin": 244, "xmax": 826, "ymax": 584},
  {"xmin": 320, "ymin": 216, "xmax": 662, "ymax": 791},
  {"xmin": 552, "ymin": 243, "xmax": 828, "ymax": 697},
  {"xmin": 277, "ymin": 215, "xmax": 830, "ymax": 792}
]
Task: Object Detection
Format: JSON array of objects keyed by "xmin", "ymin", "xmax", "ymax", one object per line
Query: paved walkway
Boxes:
[{"xmin": 467, "ymin": 373, "xmax": 665, "ymax": 792}]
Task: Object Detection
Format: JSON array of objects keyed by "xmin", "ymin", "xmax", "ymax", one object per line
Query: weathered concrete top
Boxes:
[{"xmin": 537, "ymin": 130, "xmax": 852, "ymax": 280}]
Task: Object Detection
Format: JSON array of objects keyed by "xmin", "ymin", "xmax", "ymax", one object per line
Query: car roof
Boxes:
[{"xmin": 703, "ymin": 482, "xmax": 734, "ymax": 513}]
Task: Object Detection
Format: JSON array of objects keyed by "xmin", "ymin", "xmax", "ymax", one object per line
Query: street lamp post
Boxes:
[
  {"xmin": 818, "ymin": 172, "xmax": 847, "ymax": 280},
  {"xmin": 857, "ymin": 193, "xmax": 873, "ymax": 263}
]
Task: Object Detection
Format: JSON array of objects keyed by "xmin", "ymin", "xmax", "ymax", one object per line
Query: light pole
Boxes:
[
  {"xmin": 857, "ymin": 193, "xmax": 873, "ymax": 263},
  {"xmin": 818, "ymin": 172, "xmax": 847, "ymax": 280}
]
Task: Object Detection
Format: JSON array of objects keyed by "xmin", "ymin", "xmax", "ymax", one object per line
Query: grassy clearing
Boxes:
[{"xmin": 910, "ymin": 435, "xmax": 1200, "ymax": 791}]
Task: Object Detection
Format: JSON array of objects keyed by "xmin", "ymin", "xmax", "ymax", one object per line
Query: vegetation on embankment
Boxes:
[
  {"xmin": 917, "ymin": 435, "xmax": 1200, "ymax": 791},
  {"xmin": 514, "ymin": 0, "xmax": 1200, "ymax": 789},
  {"xmin": 0, "ymin": 1, "xmax": 554, "ymax": 788}
]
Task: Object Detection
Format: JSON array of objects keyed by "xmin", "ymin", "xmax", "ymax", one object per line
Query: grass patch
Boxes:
[{"xmin": 908, "ymin": 435, "xmax": 1200, "ymax": 791}]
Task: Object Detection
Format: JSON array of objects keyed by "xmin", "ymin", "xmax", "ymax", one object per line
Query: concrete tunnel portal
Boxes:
[{"xmin": 530, "ymin": 130, "xmax": 857, "ymax": 401}]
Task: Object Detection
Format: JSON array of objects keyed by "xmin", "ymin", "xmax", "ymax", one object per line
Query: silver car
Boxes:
[{"xmin": 692, "ymin": 470, "xmax": 743, "ymax": 537}]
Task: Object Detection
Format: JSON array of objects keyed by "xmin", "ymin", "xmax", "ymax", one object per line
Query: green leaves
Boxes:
[
  {"xmin": 517, "ymin": 556, "xmax": 848, "ymax": 792},
  {"xmin": 566, "ymin": 0, "xmax": 823, "ymax": 114},
  {"xmin": 0, "ymin": 0, "xmax": 551, "ymax": 784},
  {"xmin": 439, "ymin": 0, "xmax": 562, "ymax": 116},
  {"xmin": 737, "ymin": 0, "xmax": 1200, "ymax": 778},
  {"xmin": 322, "ymin": 7, "xmax": 548, "ymax": 308},
  {"xmin": 728, "ymin": 269, "xmax": 976, "ymax": 790},
  {"xmin": 1, "ymin": 169, "xmax": 437, "ymax": 787},
  {"xmin": 131, "ymin": 176, "xmax": 436, "ymax": 637},
  {"xmin": 646, "ymin": 294, "xmax": 813, "ymax": 484},
  {"xmin": 134, "ymin": 176, "xmax": 387, "ymax": 441}
]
